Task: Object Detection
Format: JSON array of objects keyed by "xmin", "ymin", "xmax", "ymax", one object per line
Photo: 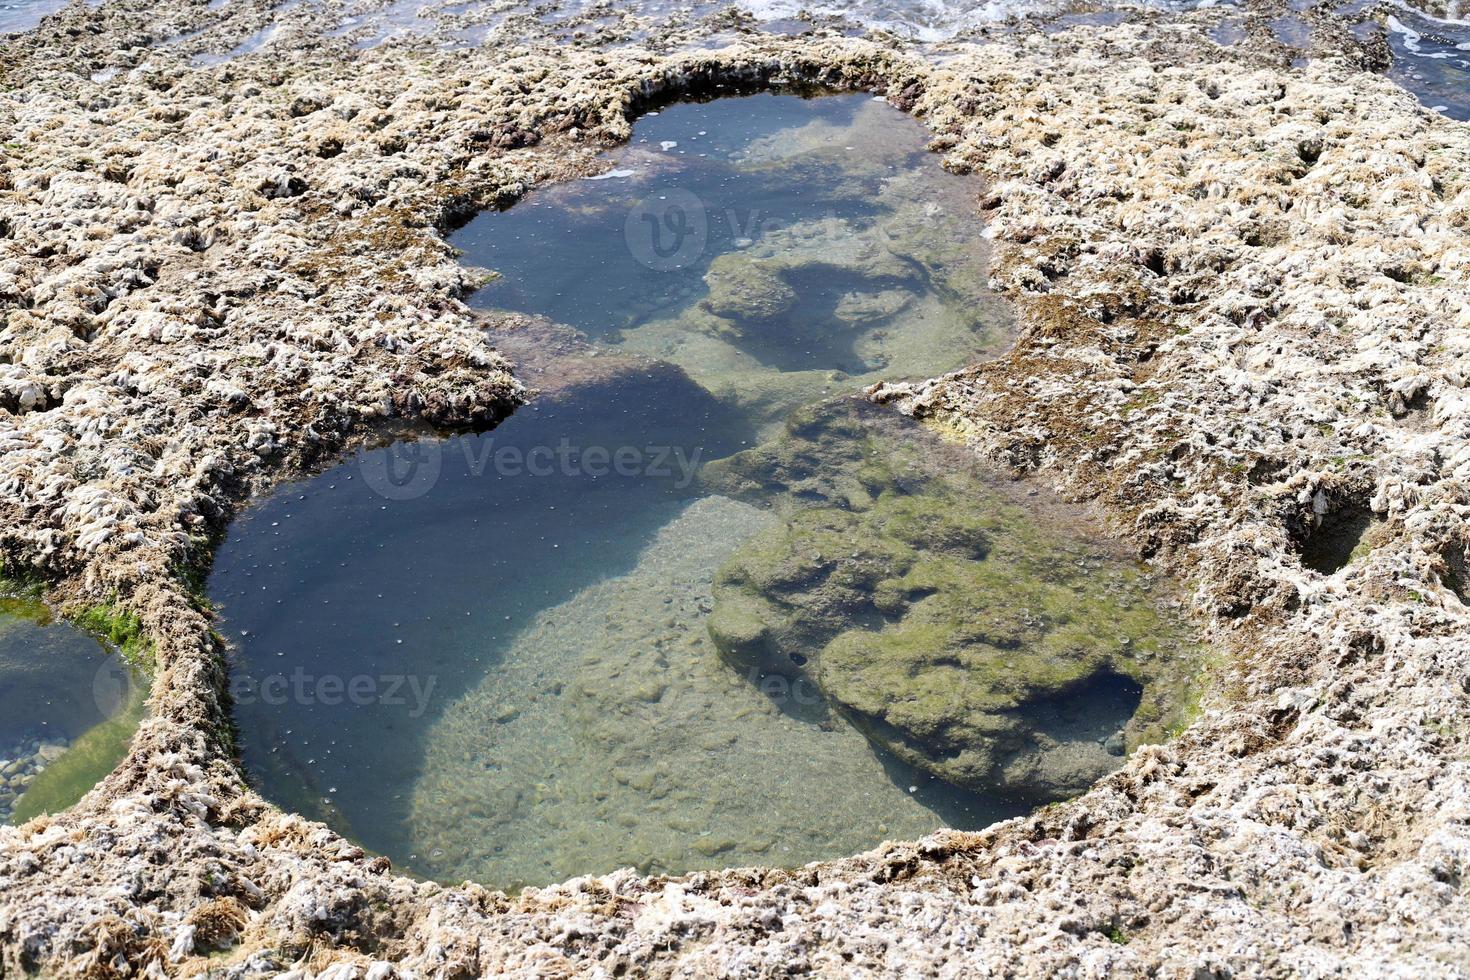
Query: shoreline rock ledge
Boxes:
[{"xmin": 2, "ymin": 2, "xmax": 1470, "ymax": 976}]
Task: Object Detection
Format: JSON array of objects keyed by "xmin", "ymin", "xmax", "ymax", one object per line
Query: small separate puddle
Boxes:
[
  {"xmin": 0, "ymin": 594, "xmax": 149, "ymax": 825},
  {"xmin": 211, "ymin": 93, "xmax": 1200, "ymax": 889}
]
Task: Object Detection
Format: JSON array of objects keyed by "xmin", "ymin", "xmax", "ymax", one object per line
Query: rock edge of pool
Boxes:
[{"xmin": 2, "ymin": 1, "xmax": 1469, "ymax": 976}]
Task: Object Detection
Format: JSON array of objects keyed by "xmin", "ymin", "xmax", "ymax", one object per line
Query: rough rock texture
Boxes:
[{"xmin": 2, "ymin": 0, "xmax": 1469, "ymax": 977}]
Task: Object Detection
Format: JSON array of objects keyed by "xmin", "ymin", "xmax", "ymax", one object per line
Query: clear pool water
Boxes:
[
  {"xmin": 0, "ymin": 594, "xmax": 148, "ymax": 824},
  {"xmin": 457, "ymin": 93, "xmax": 1010, "ymax": 433},
  {"xmin": 212, "ymin": 94, "xmax": 1197, "ymax": 890}
]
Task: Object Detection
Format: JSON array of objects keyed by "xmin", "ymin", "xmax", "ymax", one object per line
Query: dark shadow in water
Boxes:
[
  {"xmin": 1026, "ymin": 668, "xmax": 1143, "ymax": 746},
  {"xmin": 872, "ymin": 744, "xmax": 1022, "ymax": 830},
  {"xmin": 728, "ymin": 264, "xmax": 921, "ymax": 374}
]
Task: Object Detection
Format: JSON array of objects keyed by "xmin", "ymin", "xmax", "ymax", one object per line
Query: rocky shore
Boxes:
[{"xmin": 2, "ymin": 0, "xmax": 1469, "ymax": 976}]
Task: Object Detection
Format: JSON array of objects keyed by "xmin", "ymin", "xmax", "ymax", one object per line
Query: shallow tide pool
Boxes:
[
  {"xmin": 0, "ymin": 595, "xmax": 149, "ymax": 825},
  {"xmin": 211, "ymin": 94, "xmax": 1199, "ymax": 889}
]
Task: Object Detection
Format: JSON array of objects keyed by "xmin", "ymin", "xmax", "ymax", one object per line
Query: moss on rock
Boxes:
[
  {"xmin": 705, "ymin": 399, "xmax": 1200, "ymax": 800},
  {"xmin": 702, "ymin": 254, "xmax": 798, "ymax": 321},
  {"xmin": 69, "ymin": 602, "xmax": 155, "ymax": 672}
]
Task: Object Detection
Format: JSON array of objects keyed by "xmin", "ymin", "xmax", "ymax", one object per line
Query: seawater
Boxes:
[
  {"xmin": 2, "ymin": 0, "xmax": 1458, "ymax": 122},
  {"xmin": 0, "ymin": 595, "xmax": 148, "ymax": 824},
  {"xmin": 210, "ymin": 94, "xmax": 1195, "ymax": 889},
  {"xmin": 458, "ymin": 94, "xmax": 1010, "ymax": 433},
  {"xmin": 1379, "ymin": 4, "xmax": 1470, "ymax": 119},
  {"xmin": 0, "ymin": 0, "xmax": 68, "ymax": 34}
]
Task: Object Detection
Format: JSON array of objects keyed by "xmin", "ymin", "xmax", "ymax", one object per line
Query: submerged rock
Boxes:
[
  {"xmin": 705, "ymin": 400, "xmax": 1199, "ymax": 800},
  {"xmin": 696, "ymin": 213, "xmax": 960, "ymax": 372},
  {"xmin": 410, "ymin": 495, "xmax": 1001, "ymax": 888},
  {"xmin": 834, "ymin": 287, "xmax": 914, "ymax": 324},
  {"xmin": 701, "ymin": 254, "xmax": 799, "ymax": 321}
]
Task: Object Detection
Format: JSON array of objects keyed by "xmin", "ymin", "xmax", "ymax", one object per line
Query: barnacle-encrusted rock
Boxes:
[{"xmin": 1, "ymin": 0, "xmax": 1468, "ymax": 975}]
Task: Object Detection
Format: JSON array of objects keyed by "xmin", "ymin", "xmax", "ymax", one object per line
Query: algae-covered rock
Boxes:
[
  {"xmin": 591, "ymin": 101, "xmax": 1011, "ymax": 437},
  {"xmin": 695, "ymin": 217, "xmax": 927, "ymax": 365},
  {"xmin": 702, "ymin": 255, "xmax": 797, "ymax": 321},
  {"xmin": 700, "ymin": 398, "xmax": 894, "ymax": 512},
  {"xmin": 705, "ymin": 400, "xmax": 1199, "ymax": 801},
  {"xmin": 738, "ymin": 98, "xmax": 930, "ymax": 176}
]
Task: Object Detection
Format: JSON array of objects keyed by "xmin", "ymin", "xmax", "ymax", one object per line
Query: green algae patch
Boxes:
[
  {"xmin": 70, "ymin": 601, "xmax": 156, "ymax": 672},
  {"xmin": 0, "ymin": 595, "xmax": 53, "ymax": 633},
  {"xmin": 704, "ymin": 399, "xmax": 1201, "ymax": 801},
  {"xmin": 696, "ymin": 218, "xmax": 925, "ymax": 359}
]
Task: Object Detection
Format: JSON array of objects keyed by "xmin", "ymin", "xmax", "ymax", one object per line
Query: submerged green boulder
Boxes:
[
  {"xmin": 702, "ymin": 255, "xmax": 798, "ymax": 322},
  {"xmin": 696, "ymin": 218, "xmax": 927, "ymax": 363},
  {"xmin": 704, "ymin": 400, "xmax": 1199, "ymax": 801}
]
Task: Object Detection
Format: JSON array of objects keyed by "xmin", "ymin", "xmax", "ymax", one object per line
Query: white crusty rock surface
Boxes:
[{"xmin": 2, "ymin": 0, "xmax": 1470, "ymax": 976}]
